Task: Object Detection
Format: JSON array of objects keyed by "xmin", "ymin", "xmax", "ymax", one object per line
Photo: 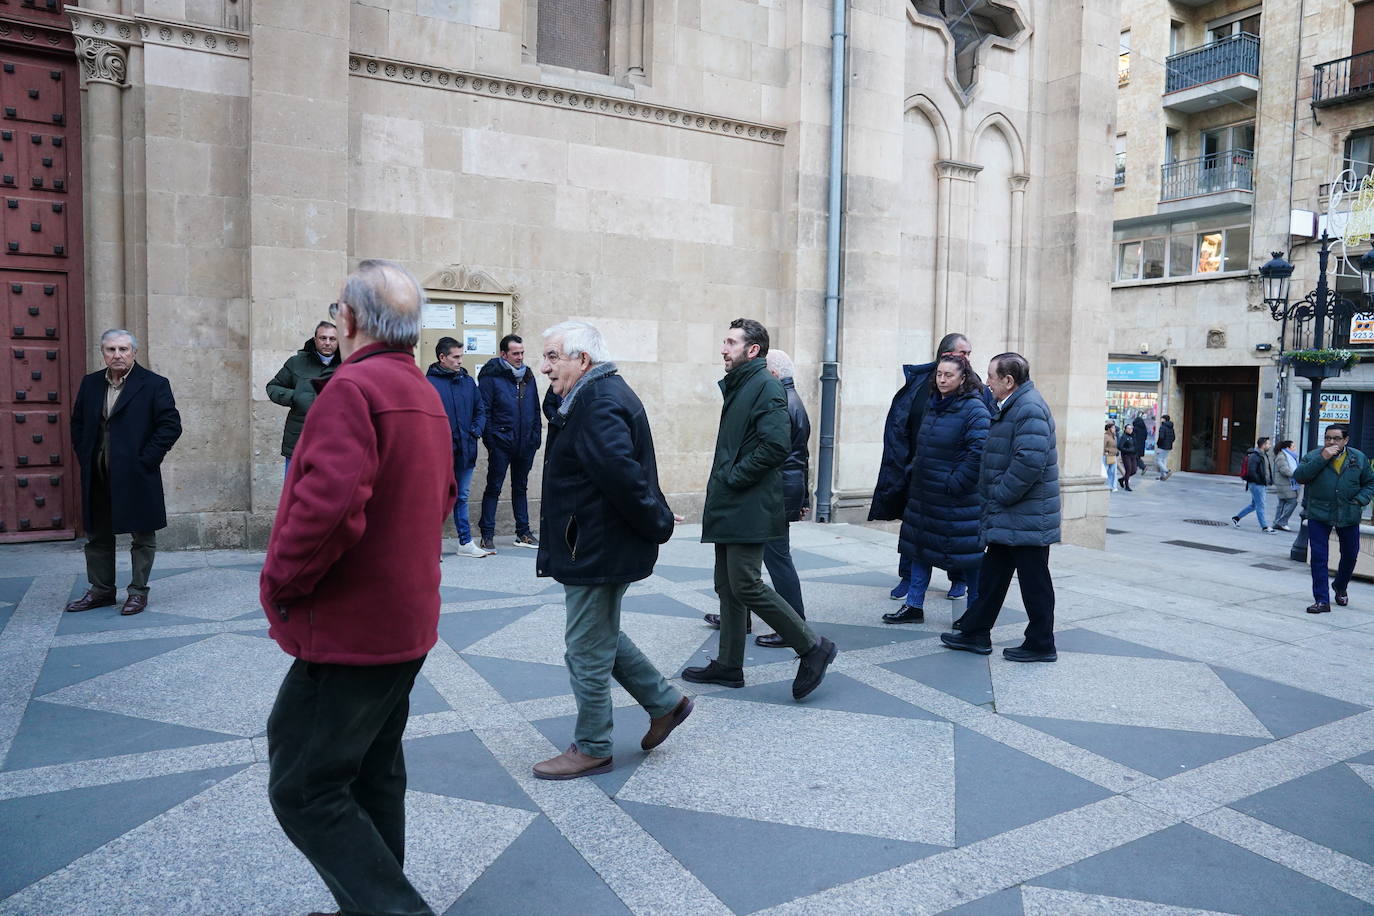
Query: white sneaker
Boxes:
[
  {"xmin": 1262, "ymin": 527, "xmax": 1276, "ymax": 534},
  {"xmin": 457, "ymin": 540, "xmax": 491, "ymax": 558}
]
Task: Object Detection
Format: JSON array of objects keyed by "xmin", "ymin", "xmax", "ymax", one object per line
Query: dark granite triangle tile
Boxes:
[
  {"xmin": 408, "ymin": 673, "xmax": 449, "ymax": 716},
  {"xmin": 954, "ymin": 726, "xmax": 1112, "ymax": 845},
  {"xmin": 618, "ymin": 799, "xmax": 942, "ymax": 914},
  {"xmin": 1231, "ymin": 764, "xmax": 1374, "ymax": 864},
  {"xmin": 1051, "ymin": 628, "xmax": 1191, "ymax": 661},
  {"xmin": 650, "ymin": 564, "xmax": 715, "ymax": 583},
  {"xmin": 880, "ymin": 651, "xmax": 994, "ymax": 706},
  {"xmin": 1003, "ymin": 714, "xmax": 1270, "ymax": 779},
  {"xmin": 405, "ymin": 731, "xmax": 536, "ymax": 811},
  {"xmin": 1210, "ymin": 666, "xmax": 1369, "ymax": 738},
  {"xmin": 695, "ymin": 620, "xmax": 933, "ymax": 669},
  {"xmin": 0, "ymin": 763, "xmax": 248, "ymax": 897},
  {"xmin": 619, "ymin": 593, "xmax": 705, "ymax": 619},
  {"xmin": 940, "ymin": 887, "xmax": 1025, "ymax": 915},
  {"xmin": 0, "ymin": 575, "xmax": 34, "ymax": 605},
  {"xmin": 787, "ymin": 549, "xmax": 855, "ymax": 571},
  {"xmin": 439, "ymin": 584, "xmax": 543, "ymax": 602},
  {"xmin": 460, "ymin": 653, "xmax": 570, "ymax": 703},
  {"xmin": 3, "ymin": 701, "xmax": 240, "ymax": 771},
  {"xmin": 437, "ymin": 604, "xmax": 542, "ymax": 652},
  {"xmin": 55, "ymin": 606, "xmax": 207, "ymax": 635},
  {"xmin": 529, "ymin": 702, "xmax": 658, "ymax": 797},
  {"xmin": 1351, "ymin": 748, "xmax": 1374, "ymax": 765},
  {"xmin": 719, "ymin": 673, "xmax": 947, "ymax": 722},
  {"xmin": 34, "ymin": 635, "xmax": 212, "ymax": 696},
  {"xmin": 806, "ymin": 570, "xmax": 903, "ymax": 588},
  {"xmin": 1033, "ymin": 823, "xmax": 1372, "ymax": 915},
  {"xmin": 146, "ymin": 566, "xmax": 203, "ymax": 582},
  {"xmin": 448, "ymin": 815, "xmax": 628, "ymax": 915}
]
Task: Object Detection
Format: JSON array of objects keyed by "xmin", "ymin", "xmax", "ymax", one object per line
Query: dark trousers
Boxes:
[
  {"xmin": 479, "ymin": 446, "xmax": 533, "ymax": 538},
  {"xmin": 714, "ymin": 543, "xmax": 817, "ymax": 668},
  {"xmin": 84, "ymin": 470, "xmax": 156, "ymax": 596},
  {"xmin": 267, "ymin": 656, "xmax": 434, "ymax": 916},
  {"xmin": 1120, "ymin": 454, "xmax": 1138, "ymax": 486},
  {"xmin": 1308, "ymin": 519, "xmax": 1360, "ymax": 604},
  {"xmin": 961, "ymin": 544, "xmax": 1056, "ymax": 652},
  {"xmin": 762, "ymin": 524, "xmax": 804, "ymax": 618}
]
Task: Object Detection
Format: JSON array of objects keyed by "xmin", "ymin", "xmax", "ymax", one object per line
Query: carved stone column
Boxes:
[
  {"xmin": 1007, "ymin": 173, "xmax": 1030, "ymax": 350},
  {"xmin": 934, "ymin": 160, "xmax": 981, "ymax": 341}
]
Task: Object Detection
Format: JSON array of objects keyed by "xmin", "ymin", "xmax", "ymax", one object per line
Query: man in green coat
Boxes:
[
  {"xmin": 266, "ymin": 321, "xmax": 340, "ymax": 471},
  {"xmin": 1294, "ymin": 423, "xmax": 1374, "ymax": 614},
  {"xmin": 681, "ymin": 318, "xmax": 837, "ymax": 699}
]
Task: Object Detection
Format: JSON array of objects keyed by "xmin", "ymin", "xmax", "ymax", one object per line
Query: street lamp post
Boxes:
[{"xmin": 1261, "ymin": 235, "xmax": 1374, "ymax": 561}]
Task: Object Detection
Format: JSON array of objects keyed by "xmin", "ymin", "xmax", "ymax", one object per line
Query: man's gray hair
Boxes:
[
  {"xmin": 543, "ymin": 320, "xmax": 611, "ymax": 364},
  {"xmin": 101, "ymin": 328, "xmax": 138, "ymax": 350},
  {"xmin": 766, "ymin": 348, "xmax": 795, "ymax": 379},
  {"xmin": 341, "ymin": 259, "xmax": 422, "ymax": 348}
]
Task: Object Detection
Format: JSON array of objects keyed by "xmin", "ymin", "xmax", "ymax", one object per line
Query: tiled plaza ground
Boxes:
[{"xmin": 1, "ymin": 471, "xmax": 1373, "ymax": 914}]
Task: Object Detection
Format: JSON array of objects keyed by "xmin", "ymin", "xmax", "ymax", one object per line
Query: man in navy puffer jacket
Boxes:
[{"xmin": 427, "ymin": 337, "xmax": 487, "ymax": 557}]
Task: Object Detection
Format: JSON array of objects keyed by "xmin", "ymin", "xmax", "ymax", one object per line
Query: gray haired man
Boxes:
[{"xmin": 533, "ymin": 321, "xmax": 692, "ymax": 779}]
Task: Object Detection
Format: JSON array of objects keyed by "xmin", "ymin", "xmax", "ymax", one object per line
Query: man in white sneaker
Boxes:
[{"xmin": 427, "ymin": 336, "xmax": 489, "ymax": 557}]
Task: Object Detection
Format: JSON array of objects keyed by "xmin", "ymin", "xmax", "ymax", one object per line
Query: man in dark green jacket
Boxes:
[
  {"xmin": 1294, "ymin": 423, "xmax": 1374, "ymax": 614},
  {"xmin": 266, "ymin": 321, "xmax": 340, "ymax": 470},
  {"xmin": 681, "ymin": 318, "xmax": 837, "ymax": 700}
]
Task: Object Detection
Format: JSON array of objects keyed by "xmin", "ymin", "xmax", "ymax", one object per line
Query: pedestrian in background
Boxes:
[
  {"xmin": 1131, "ymin": 415, "xmax": 1148, "ymax": 466},
  {"xmin": 1103, "ymin": 422, "xmax": 1120, "ymax": 492},
  {"xmin": 477, "ymin": 334, "xmax": 542, "ymax": 552},
  {"xmin": 1116, "ymin": 424, "xmax": 1138, "ymax": 491},
  {"xmin": 1231, "ymin": 436, "xmax": 1274, "ymax": 533},
  {"xmin": 1155, "ymin": 414, "xmax": 1175, "ymax": 479},
  {"xmin": 427, "ymin": 336, "xmax": 488, "ymax": 558},
  {"xmin": 266, "ymin": 320, "xmax": 340, "ymax": 474},
  {"xmin": 1294, "ymin": 424, "xmax": 1374, "ymax": 614},
  {"xmin": 1273, "ymin": 438, "xmax": 1300, "ymax": 532}
]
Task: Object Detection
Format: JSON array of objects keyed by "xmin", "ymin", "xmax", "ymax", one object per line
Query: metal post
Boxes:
[
  {"xmin": 1291, "ymin": 233, "xmax": 1333, "ymax": 561},
  {"xmin": 814, "ymin": 0, "xmax": 847, "ymax": 523}
]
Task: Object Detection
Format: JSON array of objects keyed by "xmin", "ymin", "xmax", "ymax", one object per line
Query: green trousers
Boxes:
[
  {"xmin": 564, "ymin": 582, "xmax": 681, "ymax": 758},
  {"xmin": 85, "ymin": 473, "xmax": 156, "ymax": 597},
  {"xmin": 714, "ymin": 543, "xmax": 817, "ymax": 668}
]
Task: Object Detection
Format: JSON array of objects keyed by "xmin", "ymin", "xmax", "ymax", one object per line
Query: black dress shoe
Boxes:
[
  {"xmin": 755, "ymin": 633, "xmax": 788, "ymax": 648},
  {"xmin": 792, "ymin": 637, "xmax": 837, "ymax": 700},
  {"xmin": 64, "ymin": 589, "xmax": 117, "ymax": 613},
  {"xmin": 1335, "ymin": 592, "xmax": 1349, "ymax": 607},
  {"xmin": 1003, "ymin": 646, "xmax": 1057, "ymax": 663},
  {"xmin": 703, "ymin": 613, "xmax": 750, "ymax": 633},
  {"xmin": 681, "ymin": 659, "xmax": 745, "ymax": 687},
  {"xmin": 940, "ymin": 631, "xmax": 992, "ymax": 654},
  {"xmin": 119, "ymin": 594, "xmax": 148, "ymax": 616},
  {"xmin": 1306, "ymin": 602, "xmax": 1332, "ymax": 614},
  {"xmin": 882, "ymin": 604, "xmax": 924, "ymax": 624}
]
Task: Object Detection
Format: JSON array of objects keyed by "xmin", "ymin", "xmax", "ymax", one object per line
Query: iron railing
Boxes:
[
  {"xmin": 1160, "ymin": 150, "xmax": 1254, "ymax": 202},
  {"xmin": 1313, "ymin": 49, "xmax": 1374, "ymax": 107},
  {"xmin": 1164, "ymin": 33, "xmax": 1259, "ymax": 94}
]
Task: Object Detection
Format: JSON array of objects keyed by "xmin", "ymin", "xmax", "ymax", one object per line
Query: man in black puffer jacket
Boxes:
[
  {"xmin": 941, "ymin": 353, "xmax": 1061, "ymax": 663},
  {"xmin": 532, "ymin": 321, "xmax": 691, "ymax": 781},
  {"xmin": 265, "ymin": 321, "xmax": 340, "ymax": 471}
]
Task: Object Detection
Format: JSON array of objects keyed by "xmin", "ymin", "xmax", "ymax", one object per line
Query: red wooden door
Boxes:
[{"xmin": 0, "ymin": 6, "xmax": 82, "ymax": 541}]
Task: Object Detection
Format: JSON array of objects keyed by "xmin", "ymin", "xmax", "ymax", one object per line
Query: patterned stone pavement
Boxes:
[{"xmin": 1, "ymin": 471, "xmax": 1373, "ymax": 914}]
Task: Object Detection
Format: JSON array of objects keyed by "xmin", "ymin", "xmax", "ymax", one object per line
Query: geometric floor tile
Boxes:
[
  {"xmin": 404, "ymin": 731, "xmax": 538, "ymax": 812},
  {"xmin": 618, "ymin": 799, "xmax": 942, "ymax": 914},
  {"xmin": 0, "ymin": 763, "xmax": 249, "ymax": 898},
  {"xmin": 39, "ymin": 634, "xmax": 294, "ymax": 736},
  {"xmin": 408, "ymin": 674, "xmax": 451, "ymax": 716},
  {"xmin": 32, "ymin": 634, "xmax": 212, "ymax": 696},
  {"xmin": 0, "ymin": 576, "xmax": 29, "ymax": 632},
  {"xmin": 437, "ymin": 604, "xmax": 543, "ymax": 652},
  {"xmin": 1021, "ymin": 886, "xmax": 1239, "ymax": 915},
  {"xmin": 2, "ymin": 700, "xmax": 239, "ymax": 771},
  {"xmin": 1051, "ymin": 628, "xmax": 1190, "ymax": 661},
  {"xmin": 461, "ymin": 653, "xmax": 571, "ymax": 703},
  {"xmin": 806, "ymin": 570, "xmax": 906, "ymax": 588},
  {"xmin": 943, "ymin": 887, "xmax": 1027, "ymax": 915},
  {"xmin": 789, "ymin": 548, "xmax": 855, "ymax": 571},
  {"xmin": 1031, "ymin": 823, "xmax": 1374, "ymax": 915},
  {"xmin": 991, "ymin": 654, "xmax": 1272, "ymax": 737},
  {"xmin": 721, "ymin": 672, "xmax": 949, "ymax": 722},
  {"xmin": 1230, "ymin": 764, "xmax": 1374, "ymax": 864},
  {"xmin": 880, "ymin": 651, "xmax": 995, "ymax": 706},
  {"xmin": 954, "ymin": 726, "xmax": 1113, "ymax": 844},
  {"xmin": 1353, "ymin": 763, "xmax": 1374, "ymax": 793},
  {"xmin": 449, "ymin": 815, "xmax": 629, "ymax": 915},
  {"xmin": 105, "ymin": 568, "xmax": 262, "ymax": 622},
  {"xmin": 619, "ymin": 593, "xmax": 707, "ymax": 619},
  {"xmin": 644, "ymin": 564, "xmax": 715, "ymax": 583},
  {"xmin": 54, "ymin": 605, "xmax": 209, "ymax": 636},
  {"xmin": 693, "ymin": 620, "xmax": 933, "ymax": 670},
  {"xmin": 617, "ymin": 698, "xmax": 957, "ymax": 844},
  {"xmin": 531, "ymin": 702, "xmax": 658, "ymax": 797},
  {"xmin": 1003, "ymin": 715, "xmax": 1270, "ymax": 779},
  {"xmin": 1208, "ymin": 666, "xmax": 1369, "ymax": 738}
]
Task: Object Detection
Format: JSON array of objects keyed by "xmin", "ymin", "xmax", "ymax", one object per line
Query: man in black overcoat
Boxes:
[{"xmin": 65, "ymin": 329, "xmax": 182, "ymax": 616}]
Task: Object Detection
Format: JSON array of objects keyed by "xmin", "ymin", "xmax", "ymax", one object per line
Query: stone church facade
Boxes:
[{"xmin": 0, "ymin": 0, "xmax": 1115, "ymax": 548}]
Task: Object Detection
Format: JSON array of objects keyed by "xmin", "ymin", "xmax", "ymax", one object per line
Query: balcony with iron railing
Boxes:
[
  {"xmin": 1313, "ymin": 50, "xmax": 1374, "ymax": 108},
  {"xmin": 1163, "ymin": 33, "xmax": 1260, "ymax": 113},
  {"xmin": 1158, "ymin": 150, "xmax": 1254, "ymax": 216}
]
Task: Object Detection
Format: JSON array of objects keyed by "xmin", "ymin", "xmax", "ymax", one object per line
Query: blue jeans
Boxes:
[
  {"xmin": 479, "ymin": 447, "xmax": 534, "ymax": 538},
  {"xmin": 906, "ymin": 559, "xmax": 980, "ymax": 609},
  {"xmin": 762, "ymin": 525, "xmax": 804, "ymax": 618},
  {"xmin": 1308, "ymin": 518, "xmax": 1360, "ymax": 604},
  {"xmin": 452, "ymin": 464, "xmax": 475, "ymax": 543},
  {"xmin": 1235, "ymin": 482, "xmax": 1269, "ymax": 529},
  {"xmin": 898, "ymin": 553, "xmax": 963, "ymax": 589}
]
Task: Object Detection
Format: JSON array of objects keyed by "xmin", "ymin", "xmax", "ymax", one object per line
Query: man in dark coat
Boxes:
[
  {"xmin": 265, "ymin": 320, "xmax": 340, "ymax": 471},
  {"xmin": 1155, "ymin": 414, "xmax": 1175, "ymax": 479},
  {"xmin": 65, "ymin": 330, "xmax": 182, "ymax": 617},
  {"xmin": 261, "ymin": 259, "xmax": 454, "ymax": 916},
  {"xmin": 941, "ymin": 353, "xmax": 1061, "ymax": 663},
  {"xmin": 427, "ymin": 336, "xmax": 488, "ymax": 558},
  {"xmin": 682, "ymin": 319, "xmax": 837, "ymax": 699},
  {"xmin": 531, "ymin": 321, "xmax": 692, "ymax": 780},
  {"xmin": 477, "ymin": 334, "xmax": 542, "ymax": 552}
]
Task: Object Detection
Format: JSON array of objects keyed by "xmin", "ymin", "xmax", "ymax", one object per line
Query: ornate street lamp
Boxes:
[{"xmin": 1259, "ymin": 251, "xmax": 1293, "ymax": 313}]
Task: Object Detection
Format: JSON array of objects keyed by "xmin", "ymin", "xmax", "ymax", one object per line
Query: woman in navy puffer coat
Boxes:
[{"xmin": 886, "ymin": 355, "xmax": 991, "ymax": 625}]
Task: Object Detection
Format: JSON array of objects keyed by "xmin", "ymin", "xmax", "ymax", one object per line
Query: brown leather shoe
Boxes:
[
  {"xmin": 119, "ymin": 593, "xmax": 148, "ymax": 616},
  {"xmin": 641, "ymin": 695, "xmax": 694, "ymax": 750},
  {"xmin": 64, "ymin": 590, "xmax": 117, "ymax": 613},
  {"xmin": 532, "ymin": 744, "xmax": 612, "ymax": 780}
]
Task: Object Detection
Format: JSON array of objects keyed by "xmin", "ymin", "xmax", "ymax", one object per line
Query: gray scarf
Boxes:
[{"xmin": 558, "ymin": 362, "xmax": 618, "ymax": 418}]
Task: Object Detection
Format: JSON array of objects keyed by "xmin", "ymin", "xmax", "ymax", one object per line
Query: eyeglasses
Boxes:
[{"xmin": 328, "ymin": 301, "xmax": 342, "ymax": 320}]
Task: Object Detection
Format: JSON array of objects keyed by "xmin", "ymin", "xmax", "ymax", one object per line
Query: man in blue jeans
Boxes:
[
  {"xmin": 1294, "ymin": 424, "xmax": 1374, "ymax": 614},
  {"xmin": 478, "ymin": 335, "xmax": 543, "ymax": 552},
  {"xmin": 427, "ymin": 337, "xmax": 488, "ymax": 557},
  {"xmin": 1231, "ymin": 436, "xmax": 1274, "ymax": 533}
]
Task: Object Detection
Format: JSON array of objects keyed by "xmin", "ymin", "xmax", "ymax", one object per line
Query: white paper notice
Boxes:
[
  {"xmin": 422, "ymin": 303, "xmax": 457, "ymax": 330},
  {"xmin": 464, "ymin": 303, "xmax": 499, "ymax": 326},
  {"xmin": 465, "ymin": 329, "xmax": 499, "ymax": 354}
]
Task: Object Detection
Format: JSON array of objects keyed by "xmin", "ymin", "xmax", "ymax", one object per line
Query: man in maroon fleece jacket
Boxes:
[{"xmin": 261, "ymin": 259, "xmax": 455, "ymax": 916}]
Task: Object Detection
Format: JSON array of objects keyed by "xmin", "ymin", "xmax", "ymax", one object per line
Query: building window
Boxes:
[
  {"xmin": 1115, "ymin": 134, "xmax": 1127, "ymax": 187},
  {"xmin": 537, "ymin": 0, "xmax": 611, "ymax": 74},
  {"xmin": 1347, "ymin": 130, "xmax": 1374, "ymax": 183},
  {"xmin": 1170, "ymin": 21, "xmax": 1184, "ymax": 55},
  {"xmin": 1114, "ymin": 223, "xmax": 1250, "ymax": 281},
  {"xmin": 1206, "ymin": 7, "xmax": 1260, "ymax": 43},
  {"xmin": 1119, "ymin": 30, "xmax": 1131, "ymax": 86}
]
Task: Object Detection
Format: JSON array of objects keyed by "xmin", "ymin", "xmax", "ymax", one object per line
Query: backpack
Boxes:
[{"xmin": 1237, "ymin": 452, "xmax": 1250, "ymax": 482}]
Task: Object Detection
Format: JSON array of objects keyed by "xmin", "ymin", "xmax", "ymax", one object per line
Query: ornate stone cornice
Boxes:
[
  {"xmin": 422, "ymin": 266, "xmax": 519, "ymax": 299},
  {"xmin": 0, "ymin": 18, "xmax": 76, "ymax": 52},
  {"xmin": 74, "ymin": 35, "xmax": 127, "ymax": 87},
  {"xmin": 936, "ymin": 160, "xmax": 983, "ymax": 182},
  {"xmin": 67, "ymin": 8, "xmax": 139, "ymax": 47},
  {"xmin": 66, "ymin": 7, "xmax": 248, "ymax": 58},
  {"xmin": 1009, "ymin": 174, "xmax": 1030, "ymax": 192},
  {"xmin": 349, "ymin": 53, "xmax": 786, "ymax": 146}
]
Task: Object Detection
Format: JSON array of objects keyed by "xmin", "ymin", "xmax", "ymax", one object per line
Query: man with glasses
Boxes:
[{"xmin": 1294, "ymin": 424, "xmax": 1374, "ymax": 614}]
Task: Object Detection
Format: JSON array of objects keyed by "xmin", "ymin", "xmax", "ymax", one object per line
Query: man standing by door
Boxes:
[{"xmin": 478, "ymin": 334, "xmax": 542, "ymax": 552}]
